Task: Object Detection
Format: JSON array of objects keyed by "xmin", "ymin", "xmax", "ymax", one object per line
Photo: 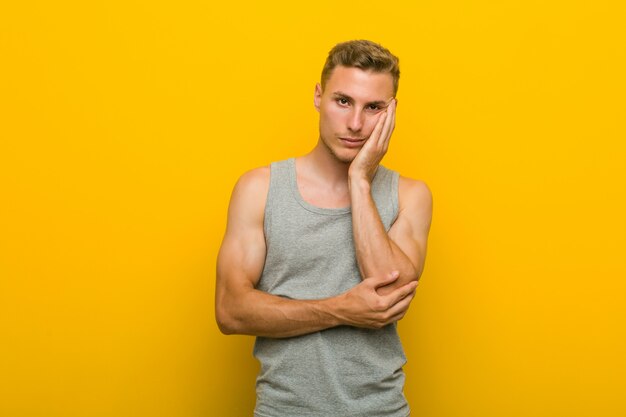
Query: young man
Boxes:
[{"xmin": 216, "ymin": 40, "xmax": 433, "ymax": 417}]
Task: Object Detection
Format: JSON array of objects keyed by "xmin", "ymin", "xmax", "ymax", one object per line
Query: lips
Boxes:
[{"xmin": 339, "ymin": 137, "xmax": 366, "ymax": 148}]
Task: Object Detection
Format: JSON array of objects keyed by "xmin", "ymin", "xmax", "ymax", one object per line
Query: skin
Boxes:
[{"xmin": 215, "ymin": 65, "xmax": 433, "ymax": 338}]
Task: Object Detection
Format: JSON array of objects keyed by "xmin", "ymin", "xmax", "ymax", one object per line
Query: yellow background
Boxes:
[{"xmin": 1, "ymin": 1, "xmax": 625, "ymax": 416}]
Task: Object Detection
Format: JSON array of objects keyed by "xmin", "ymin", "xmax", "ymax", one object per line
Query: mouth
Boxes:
[{"xmin": 339, "ymin": 137, "xmax": 366, "ymax": 148}]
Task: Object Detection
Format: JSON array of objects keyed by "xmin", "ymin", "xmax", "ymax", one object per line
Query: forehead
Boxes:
[{"xmin": 325, "ymin": 66, "xmax": 394, "ymax": 101}]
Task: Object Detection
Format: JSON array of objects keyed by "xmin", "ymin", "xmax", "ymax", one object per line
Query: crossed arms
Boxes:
[{"xmin": 215, "ymin": 166, "xmax": 433, "ymax": 339}]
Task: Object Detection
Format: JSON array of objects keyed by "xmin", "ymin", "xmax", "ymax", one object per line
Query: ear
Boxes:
[{"xmin": 314, "ymin": 83, "xmax": 322, "ymax": 112}]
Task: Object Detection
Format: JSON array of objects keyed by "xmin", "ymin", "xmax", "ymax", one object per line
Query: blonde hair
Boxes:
[{"xmin": 321, "ymin": 40, "xmax": 400, "ymax": 95}]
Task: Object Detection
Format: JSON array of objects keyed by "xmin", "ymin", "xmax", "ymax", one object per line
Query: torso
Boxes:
[{"xmin": 253, "ymin": 157, "xmax": 409, "ymax": 417}]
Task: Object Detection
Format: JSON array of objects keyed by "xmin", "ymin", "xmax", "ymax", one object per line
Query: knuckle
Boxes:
[
  {"xmin": 368, "ymin": 321, "xmax": 381, "ymax": 329},
  {"xmin": 381, "ymin": 311, "xmax": 392, "ymax": 322},
  {"xmin": 374, "ymin": 299, "xmax": 387, "ymax": 312}
]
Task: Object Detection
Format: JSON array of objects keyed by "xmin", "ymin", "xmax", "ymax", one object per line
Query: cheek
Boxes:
[
  {"xmin": 321, "ymin": 107, "xmax": 345, "ymax": 128},
  {"xmin": 325, "ymin": 105, "xmax": 345, "ymax": 119},
  {"xmin": 363, "ymin": 114, "xmax": 380, "ymax": 134}
]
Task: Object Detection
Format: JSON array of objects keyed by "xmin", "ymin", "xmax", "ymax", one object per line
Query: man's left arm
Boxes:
[
  {"xmin": 350, "ymin": 175, "xmax": 433, "ymax": 296},
  {"xmin": 348, "ymin": 99, "xmax": 433, "ymax": 296}
]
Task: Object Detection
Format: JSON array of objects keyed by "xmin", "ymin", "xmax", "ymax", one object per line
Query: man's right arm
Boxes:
[{"xmin": 215, "ymin": 167, "xmax": 418, "ymax": 339}]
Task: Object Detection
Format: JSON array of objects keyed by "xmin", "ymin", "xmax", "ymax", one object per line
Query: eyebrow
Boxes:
[{"xmin": 331, "ymin": 91, "xmax": 392, "ymax": 107}]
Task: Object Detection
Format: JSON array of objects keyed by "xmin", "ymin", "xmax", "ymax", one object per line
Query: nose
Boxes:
[{"xmin": 347, "ymin": 108, "xmax": 364, "ymax": 133}]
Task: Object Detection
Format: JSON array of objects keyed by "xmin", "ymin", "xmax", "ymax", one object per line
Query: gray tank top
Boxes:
[{"xmin": 253, "ymin": 158, "xmax": 410, "ymax": 417}]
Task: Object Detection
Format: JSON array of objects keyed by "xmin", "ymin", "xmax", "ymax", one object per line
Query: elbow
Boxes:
[
  {"xmin": 400, "ymin": 265, "xmax": 423, "ymax": 284},
  {"xmin": 215, "ymin": 304, "xmax": 239, "ymax": 335},
  {"xmin": 216, "ymin": 318, "xmax": 235, "ymax": 335},
  {"xmin": 403, "ymin": 263, "xmax": 421, "ymax": 284},
  {"xmin": 408, "ymin": 254, "xmax": 427, "ymax": 284},
  {"xmin": 414, "ymin": 263, "xmax": 423, "ymax": 281}
]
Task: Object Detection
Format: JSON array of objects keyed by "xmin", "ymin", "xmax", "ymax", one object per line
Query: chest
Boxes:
[{"xmin": 296, "ymin": 175, "xmax": 351, "ymax": 209}]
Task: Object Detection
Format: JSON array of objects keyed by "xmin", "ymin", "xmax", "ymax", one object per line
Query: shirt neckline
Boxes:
[{"xmin": 288, "ymin": 158, "xmax": 352, "ymax": 216}]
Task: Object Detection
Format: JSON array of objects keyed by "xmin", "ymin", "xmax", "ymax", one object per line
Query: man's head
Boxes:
[
  {"xmin": 320, "ymin": 40, "xmax": 400, "ymax": 96},
  {"xmin": 314, "ymin": 40, "xmax": 400, "ymax": 163}
]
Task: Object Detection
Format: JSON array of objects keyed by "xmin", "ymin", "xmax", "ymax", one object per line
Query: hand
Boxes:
[
  {"xmin": 336, "ymin": 270, "xmax": 417, "ymax": 329},
  {"xmin": 348, "ymin": 99, "xmax": 396, "ymax": 183}
]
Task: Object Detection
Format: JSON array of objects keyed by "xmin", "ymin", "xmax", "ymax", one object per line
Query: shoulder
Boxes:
[
  {"xmin": 228, "ymin": 165, "xmax": 271, "ymax": 222},
  {"xmin": 388, "ymin": 176, "xmax": 433, "ymax": 240},
  {"xmin": 234, "ymin": 165, "xmax": 270, "ymax": 194},
  {"xmin": 397, "ymin": 176, "xmax": 433, "ymax": 219},
  {"xmin": 398, "ymin": 176, "xmax": 432, "ymax": 205}
]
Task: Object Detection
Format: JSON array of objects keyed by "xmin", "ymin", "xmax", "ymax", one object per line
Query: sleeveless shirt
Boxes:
[{"xmin": 253, "ymin": 158, "xmax": 410, "ymax": 417}]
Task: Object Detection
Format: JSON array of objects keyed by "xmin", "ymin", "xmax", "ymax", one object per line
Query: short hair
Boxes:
[{"xmin": 321, "ymin": 39, "xmax": 400, "ymax": 96}]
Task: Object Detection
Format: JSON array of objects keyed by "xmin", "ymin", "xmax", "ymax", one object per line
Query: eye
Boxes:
[
  {"xmin": 336, "ymin": 98, "xmax": 349, "ymax": 106},
  {"xmin": 366, "ymin": 104, "xmax": 381, "ymax": 111}
]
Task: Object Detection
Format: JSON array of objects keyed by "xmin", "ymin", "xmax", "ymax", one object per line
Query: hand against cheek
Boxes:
[{"xmin": 348, "ymin": 99, "xmax": 396, "ymax": 183}]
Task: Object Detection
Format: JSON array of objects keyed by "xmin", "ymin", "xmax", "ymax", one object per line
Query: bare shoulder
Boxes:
[
  {"xmin": 233, "ymin": 166, "xmax": 270, "ymax": 196},
  {"xmin": 398, "ymin": 176, "xmax": 433, "ymax": 212},
  {"xmin": 228, "ymin": 165, "xmax": 271, "ymax": 223},
  {"xmin": 390, "ymin": 175, "xmax": 433, "ymax": 241}
]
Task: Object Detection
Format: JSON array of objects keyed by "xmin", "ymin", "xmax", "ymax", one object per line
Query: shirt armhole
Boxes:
[
  {"xmin": 389, "ymin": 171, "xmax": 400, "ymax": 230},
  {"xmin": 262, "ymin": 163, "xmax": 275, "ymax": 239}
]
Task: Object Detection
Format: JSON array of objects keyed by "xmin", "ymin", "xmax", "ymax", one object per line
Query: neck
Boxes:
[{"xmin": 298, "ymin": 137, "xmax": 351, "ymax": 187}]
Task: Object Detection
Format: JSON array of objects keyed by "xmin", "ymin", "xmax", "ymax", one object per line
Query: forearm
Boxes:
[
  {"xmin": 216, "ymin": 274, "xmax": 418, "ymax": 337},
  {"xmin": 349, "ymin": 176, "xmax": 418, "ymax": 294},
  {"xmin": 216, "ymin": 286, "xmax": 344, "ymax": 338}
]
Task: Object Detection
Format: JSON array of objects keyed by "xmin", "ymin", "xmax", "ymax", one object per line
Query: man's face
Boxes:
[{"xmin": 314, "ymin": 65, "xmax": 395, "ymax": 163}]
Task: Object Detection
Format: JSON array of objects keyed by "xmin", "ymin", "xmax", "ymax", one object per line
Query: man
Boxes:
[{"xmin": 216, "ymin": 40, "xmax": 433, "ymax": 417}]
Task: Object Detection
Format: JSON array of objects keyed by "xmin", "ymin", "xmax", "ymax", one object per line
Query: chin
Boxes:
[
  {"xmin": 320, "ymin": 135, "xmax": 362, "ymax": 164},
  {"xmin": 330, "ymin": 148, "xmax": 358, "ymax": 164}
]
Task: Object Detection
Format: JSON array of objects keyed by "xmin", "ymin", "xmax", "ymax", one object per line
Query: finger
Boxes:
[
  {"xmin": 369, "ymin": 111, "xmax": 387, "ymax": 144},
  {"xmin": 386, "ymin": 300, "xmax": 412, "ymax": 324},
  {"xmin": 384, "ymin": 100, "xmax": 396, "ymax": 152},
  {"xmin": 373, "ymin": 111, "xmax": 386, "ymax": 148},
  {"xmin": 379, "ymin": 105, "xmax": 393, "ymax": 146},
  {"xmin": 387, "ymin": 310, "xmax": 408, "ymax": 324},
  {"xmin": 385, "ymin": 289, "xmax": 415, "ymax": 318},
  {"xmin": 382, "ymin": 280, "xmax": 418, "ymax": 307},
  {"xmin": 356, "ymin": 111, "xmax": 386, "ymax": 160},
  {"xmin": 379, "ymin": 99, "xmax": 395, "ymax": 150},
  {"xmin": 367, "ymin": 270, "xmax": 399, "ymax": 289}
]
